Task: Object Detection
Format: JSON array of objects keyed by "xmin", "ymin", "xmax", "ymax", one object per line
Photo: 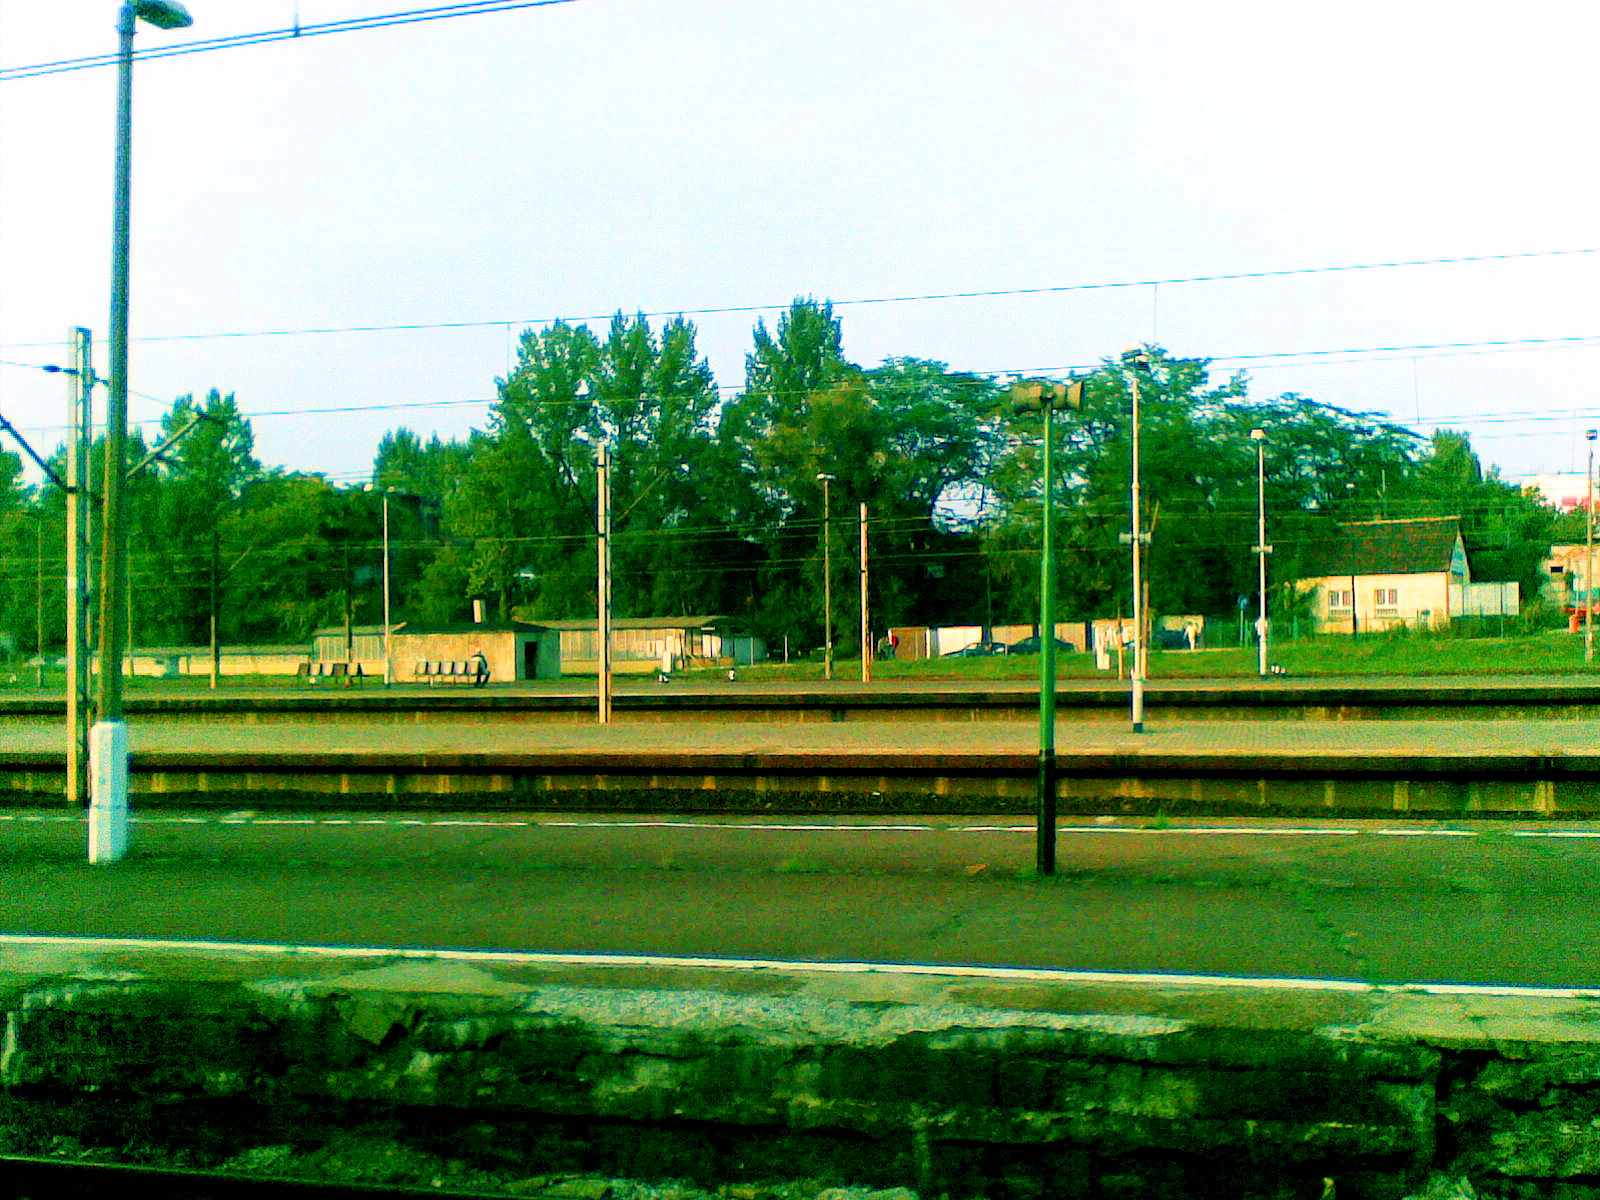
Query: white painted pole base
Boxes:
[
  {"xmin": 1131, "ymin": 676, "xmax": 1145, "ymax": 734},
  {"xmin": 88, "ymin": 720, "xmax": 131, "ymax": 864}
]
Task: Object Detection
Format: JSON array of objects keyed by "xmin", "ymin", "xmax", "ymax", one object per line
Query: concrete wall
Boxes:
[
  {"xmin": 3, "ymin": 944, "xmax": 1597, "ymax": 1199},
  {"xmin": 129, "ymin": 649, "xmax": 310, "ymax": 677}
]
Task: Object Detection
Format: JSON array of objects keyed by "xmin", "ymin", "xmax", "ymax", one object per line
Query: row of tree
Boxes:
[{"xmin": 0, "ymin": 300, "xmax": 1574, "ymax": 661}]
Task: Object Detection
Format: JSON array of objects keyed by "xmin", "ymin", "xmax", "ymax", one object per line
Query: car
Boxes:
[
  {"xmin": 942, "ymin": 641, "xmax": 1008, "ymax": 657},
  {"xmin": 1006, "ymin": 635, "xmax": 1074, "ymax": 656}
]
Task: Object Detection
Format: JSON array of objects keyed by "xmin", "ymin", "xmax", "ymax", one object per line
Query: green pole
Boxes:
[{"xmin": 1037, "ymin": 403, "xmax": 1057, "ymax": 876}]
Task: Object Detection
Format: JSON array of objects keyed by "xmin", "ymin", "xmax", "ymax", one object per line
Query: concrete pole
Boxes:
[
  {"xmin": 859, "ymin": 502, "xmax": 870, "ymax": 684},
  {"xmin": 819, "ymin": 474, "xmax": 834, "ymax": 681},
  {"xmin": 1129, "ymin": 366, "xmax": 1146, "ymax": 733},
  {"xmin": 66, "ymin": 328, "xmax": 91, "ymax": 808},
  {"xmin": 597, "ymin": 444, "xmax": 612, "ymax": 723},
  {"xmin": 1252, "ymin": 429, "xmax": 1269, "ymax": 677},
  {"xmin": 1586, "ymin": 431, "xmax": 1595, "ymax": 664},
  {"xmin": 382, "ymin": 492, "xmax": 393, "ymax": 686},
  {"xmin": 90, "ymin": 6, "xmax": 139, "ymax": 865}
]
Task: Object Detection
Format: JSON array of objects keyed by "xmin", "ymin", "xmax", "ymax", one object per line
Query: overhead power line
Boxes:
[
  {"xmin": 6, "ymin": 248, "xmax": 1589, "ymax": 349},
  {"xmin": 0, "ymin": 1, "xmax": 584, "ymax": 81}
]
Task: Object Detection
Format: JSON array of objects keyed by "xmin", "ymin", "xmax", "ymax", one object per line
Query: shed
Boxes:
[
  {"xmin": 389, "ymin": 621, "xmax": 559, "ymax": 683},
  {"xmin": 520, "ymin": 615, "xmax": 764, "ymax": 675}
]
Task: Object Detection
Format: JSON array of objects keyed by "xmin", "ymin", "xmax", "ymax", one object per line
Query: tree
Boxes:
[{"xmin": 141, "ymin": 391, "xmax": 260, "ymax": 649}]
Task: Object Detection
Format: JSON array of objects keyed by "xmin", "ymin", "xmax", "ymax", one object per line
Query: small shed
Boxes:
[
  {"xmin": 524, "ymin": 615, "xmax": 763, "ymax": 675},
  {"xmin": 389, "ymin": 621, "xmax": 559, "ymax": 683}
]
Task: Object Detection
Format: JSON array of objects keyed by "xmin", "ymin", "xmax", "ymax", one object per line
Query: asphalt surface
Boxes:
[
  {"xmin": 3, "ymin": 715, "xmax": 1595, "ymax": 761},
  {"xmin": 5, "ymin": 811, "xmax": 1599, "ymax": 989}
]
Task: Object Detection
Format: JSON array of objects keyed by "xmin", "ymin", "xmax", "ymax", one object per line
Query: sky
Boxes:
[{"xmin": 2, "ymin": 0, "xmax": 1597, "ymax": 491}]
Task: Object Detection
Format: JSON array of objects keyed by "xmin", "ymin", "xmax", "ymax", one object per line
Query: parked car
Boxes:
[
  {"xmin": 942, "ymin": 641, "xmax": 1008, "ymax": 657},
  {"xmin": 1006, "ymin": 635, "xmax": 1074, "ymax": 656}
]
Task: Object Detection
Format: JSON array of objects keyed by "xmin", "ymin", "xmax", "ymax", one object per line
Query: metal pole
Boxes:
[
  {"xmin": 1129, "ymin": 367, "xmax": 1145, "ymax": 733},
  {"xmin": 597, "ymin": 444, "xmax": 612, "ymax": 723},
  {"xmin": 1586, "ymin": 431, "xmax": 1595, "ymax": 664},
  {"xmin": 382, "ymin": 492, "xmax": 393, "ymax": 686},
  {"xmin": 821, "ymin": 476, "xmax": 833, "ymax": 681},
  {"xmin": 1037, "ymin": 403, "xmax": 1057, "ymax": 875},
  {"xmin": 859, "ymin": 502, "xmax": 870, "ymax": 684},
  {"xmin": 66, "ymin": 328, "xmax": 91, "ymax": 808},
  {"xmin": 90, "ymin": 6, "xmax": 138, "ymax": 864}
]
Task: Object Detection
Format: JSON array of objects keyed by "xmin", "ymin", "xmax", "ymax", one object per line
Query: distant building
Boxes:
[
  {"xmin": 1541, "ymin": 545, "xmax": 1595, "ymax": 610},
  {"xmin": 1520, "ymin": 473, "xmax": 1591, "ymax": 513},
  {"xmin": 1293, "ymin": 517, "xmax": 1517, "ymax": 633},
  {"xmin": 519, "ymin": 615, "xmax": 764, "ymax": 674}
]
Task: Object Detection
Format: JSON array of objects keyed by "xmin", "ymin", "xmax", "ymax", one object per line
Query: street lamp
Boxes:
[
  {"xmin": 1250, "ymin": 428, "xmax": 1272, "ymax": 677},
  {"xmin": 817, "ymin": 473, "xmax": 835, "ymax": 681},
  {"xmin": 91, "ymin": 0, "xmax": 194, "ymax": 866},
  {"xmin": 1012, "ymin": 376, "xmax": 1085, "ymax": 876},
  {"xmin": 1123, "ymin": 349, "xmax": 1153, "ymax": 733},
  {"xmin": 1587, "ymin": 429, "xmax": 1596, "ymax": 665}
]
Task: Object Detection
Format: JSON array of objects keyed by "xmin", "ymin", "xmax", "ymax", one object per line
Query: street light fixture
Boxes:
[
  {"xmin": 1123, "ymin": 349, "xmax": 1153, "ymax": 733},
  {"xmin": 1011, "ymin": 375, "xmax": 1085, "ymax": 877},
  {"xmin": 1587, "ymin": 429, "xmax": 1596, "ymax": 665},
  {"xmin": 90, "ymin": 0, "xmax": 195, "ymax": 866},
  {"xmin": 817, "ymin": 473, "xmax": 836, "ymax": 681},
  {"xmin": 1250, "ymin": 428, "xmax": 1272, "ymax": 677}
]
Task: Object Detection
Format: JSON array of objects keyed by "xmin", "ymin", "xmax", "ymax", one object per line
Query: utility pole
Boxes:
[
  {"xmin": 859, "ymin": 502, "xmax": 870, "ymax": 683},
  {"xmin": 1125, "ymin": 350, "xmax": 1153, "ymax": 733},
  {"xmin": 1587, "ymin": 429, "xmax": 1596, "ymax": 664},
  {"xmin": 209, "ymin": 527, "xmax": 221, "ymax": 688},
  {"xmin": 597, "ymin": 443, "xmax": 612, "ymax": 723},
  {"xmin": 1250, "ymin": 429, "xmax": 1271, "ymax": 677},
  {"xmin": 818, "ymin": 473, "xmax": 835, "ymax": 681},
  {"xmin": 65, "ymin": 328, "xmax": 93, "ymax": 808}
]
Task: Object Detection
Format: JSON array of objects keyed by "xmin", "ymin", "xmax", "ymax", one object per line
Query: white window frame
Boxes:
[
  {"xmin": 1373, "ymin": 587, "xmax": 1399, "ymax": 617},
  {"xmin": 1328, "ymin": 588, "xmax": 1353, "ymax": 612}
]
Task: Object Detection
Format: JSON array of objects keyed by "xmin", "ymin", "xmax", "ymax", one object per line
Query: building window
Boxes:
[
  {"xmin": 1374, "ymin": 587, "xmax": 1399, "ymax": 617},
  {"xmin": 1328, "ymin": 588, "xmax": 1353, "ymax": 612}
]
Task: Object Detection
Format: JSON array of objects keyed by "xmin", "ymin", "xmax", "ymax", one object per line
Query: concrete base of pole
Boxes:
[
  {"xmin": 88, "ymin": 720, "xmax": 130, "ymax": 864},
  {"xmin": 1131, "ymin": 676, "xmax": 1145, "ymax": 733}
]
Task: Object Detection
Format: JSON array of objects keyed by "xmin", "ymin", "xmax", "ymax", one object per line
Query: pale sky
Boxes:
[{"xmin": 2, "ymin": 0, "xmax": 1597, "ymax": 489}]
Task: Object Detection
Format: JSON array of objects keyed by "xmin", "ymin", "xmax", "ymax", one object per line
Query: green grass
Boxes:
[
  {"xmin": 3, "ymin": 629, "xmax": 1592, "ymax": 694},
  {"xmin": 708, "ymin": 629, "xmax": 1593, "ymax": 682}
]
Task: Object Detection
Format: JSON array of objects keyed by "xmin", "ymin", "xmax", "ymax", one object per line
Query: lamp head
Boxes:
[
  {"xmin": 816, "ymin": 472, "xmax": 835, "ymax": 483},
  {"xmin": 1587, "ymin": 429, "xmax": 1597, "ymax": 443},
  {"xmin": 1249, "ymin": 428, "xmax": 1266, "ymax": 442},
  {"xmin": 1122, "ymin": 346, "xmax": 1153, "ymax": 373},
  {"xmin": 130, "ymin": 0, "xmax": 193, "ymax": 29}
]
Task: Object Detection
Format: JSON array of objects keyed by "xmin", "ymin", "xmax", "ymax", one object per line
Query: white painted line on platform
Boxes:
[
  {"xmin": 5, "ymin": 933, "xmax": 1598, "ymax": 1001},
  {"xmin": 7, "ymin": 812, "xmax": 1600, "ymax": 841}
]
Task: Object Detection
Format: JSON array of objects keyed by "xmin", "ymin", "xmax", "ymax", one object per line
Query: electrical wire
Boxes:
[
  {"xmin": 0, "ymin": 1, "xmax": 585, "ymax": 82},
  {"xmin": 5, "ymin": 249, "xmax": 1592, "ymax": 350}
]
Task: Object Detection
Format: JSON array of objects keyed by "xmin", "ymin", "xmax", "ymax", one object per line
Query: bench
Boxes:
[
  {"xmin": 296, "ymin": 661, "xmax": 364, "ymax": 687},
  {"xmin": 416, "ymin": 660, "xmax": 486, "ymax": 687}
]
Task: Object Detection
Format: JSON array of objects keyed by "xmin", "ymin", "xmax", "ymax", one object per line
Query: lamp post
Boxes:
[
  {"xmin": 818, "ymin": 473, "xmax": 835, "ymax": 681},
  {"xmin": 1587, "ymin": 429, "xmax": 1596, "ymax": 665},
  {"xmin": 91, "ymin": 0, "xmax": 193, "ymax": 866},
  {"xmin": 1124, "ymin": 349, "xmax": 1152, "ymax": 733},
  {"xmin": 1012, "ymin": 377, "xmax": 1085, "ymax": 876},
  {"xmin": 1250, "ymin": 428, "xmax": 1271, "ymax": 677}
]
